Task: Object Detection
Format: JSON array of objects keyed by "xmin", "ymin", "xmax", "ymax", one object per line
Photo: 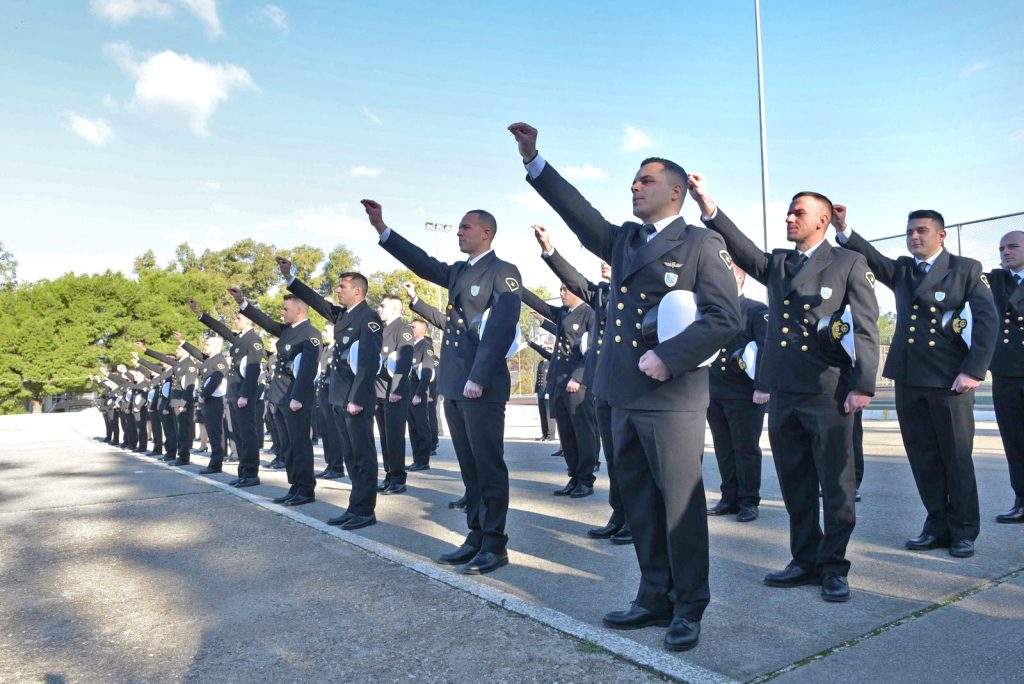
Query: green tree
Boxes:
[
  {"xmin": 170, "ymin": 243, "xmax": 201, "ymax": 273},
  {"xmin": 200, "ymin": 239, "xmax": 280, "ymax": 295},
  {"xmin": 0, "ymin": 242, "xmax": 16, "ymax": 291},
  {"xmin": 877, "ymin": 312, "xmax": 897, "ymax": 345},
  {"xmin": 319, "ymin": 244, "xmax": 361, "ymax": 295},
  {"xmin": 132, "ymin": 249, "xmax": 159, "ymax": 276},
  {"xmin": 285, "ymin": 244, "xmax": 326, "ymax": 291}
]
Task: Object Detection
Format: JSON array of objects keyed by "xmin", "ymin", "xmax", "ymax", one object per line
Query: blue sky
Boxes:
[{"xmin": 2, "ymin": 1, "xmax": 1022, "ymax": 312}]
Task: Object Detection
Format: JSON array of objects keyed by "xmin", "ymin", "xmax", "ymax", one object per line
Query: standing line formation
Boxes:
[{"xmin": 92, "ymin": 122, "xmax": 1024, "ymax": 654}]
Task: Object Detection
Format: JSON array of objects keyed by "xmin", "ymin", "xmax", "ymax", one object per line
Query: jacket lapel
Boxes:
[
  {"xmin": 450, "ymin": 253, "xmax": 495, "ymax": 300},
  {"xmin": 784, "ymin": 242, "xmax": 833, "ymax": 297},
  {"xmin": 621, "ymin": 218, "xmax": 687, "ymax": 282},
  {"xmin": 911, "ymin": 249, "xmax": 951, "ymax": 300},
  {"xmin": 1007, "ymin": 271, "xmax": 1024, "ymax": 310}
]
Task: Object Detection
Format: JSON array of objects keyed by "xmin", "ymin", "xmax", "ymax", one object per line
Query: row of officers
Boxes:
[{"xmin": 95, "ymin": 120, "xmax": 1024, "ymax": 655}]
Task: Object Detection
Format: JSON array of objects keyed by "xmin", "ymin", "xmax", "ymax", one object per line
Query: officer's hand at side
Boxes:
[
  {"xmin": 237, "ymin": 397, "xmax": 248, "ymax": 409},
  {"xmin": 638, "ymin": 351, "xmax": 670, "ymax": 382},
  {"xmin": 347, "ymin": 402, "xmax": 362, "ymax": 415},
  {"xmin": 412, "ymin": 395, "xmax": 422, "ymax": 406},
  {"xmin": 463, "ymin": 380, "xmax": 483, "ymax": 399},
  {"xmin": 275, "ymin": 255, "xmax": 293, "ymax": 280},
  {"xmin": 508, "ymin": 123, "xmax": 539, "ymax": 161},
  {"xmin": 752, "ymin": 390, "xmax": 770, "ymax": 405},
  {"xmin": 951, "ymin": 373, "xmax": 980, "ymax": 394},
  {"xmin": 388, "ymin": 392, "xmax": 401, "ymax": 403},
  {"xmin": 289, "ymin": 399, "xmax": 302, "ymax": 412},
  {"xmin": 566, "ymin": 378, "xmax": 581, "ymax": 393},
  {"xmin": 360, "ymin": 200, "xmax": 386, "ymax": 234},
  {"xmin": 843, "ymin": 390, "xmax": 871, "ymax": 414}
]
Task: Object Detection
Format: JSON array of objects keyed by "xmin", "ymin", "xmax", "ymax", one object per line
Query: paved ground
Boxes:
[{"xmin": 0, "ymin": 409, "xmax": 1021, "ymax": 683}]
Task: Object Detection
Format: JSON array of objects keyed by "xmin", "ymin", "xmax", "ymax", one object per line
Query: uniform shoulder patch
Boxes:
[
  {"xmin": 217, "ymin": 363, "xmax": 225, "ymax": 370},
  {"xmin": 980, "ymin": 274, "xmax": 990, "ymax": 288},
  {"xmin": 719, "ymin": 250, "xmax": 733, "ymax": 269},
  {"xmin": 402, "ymin": 332, "xmax": 412, "ymax": 341},
  {"xmin": 426, "ymin": 349, "xmax": 434, "ymax": 356},
  {"xmin": 865, "ymin": 271, "xmax": 876, "ymax": 288},
  {"xmin": 505, "ymin": 277, "xmax": 520, "ymax": 291},
  {"xmin": 311, "ymin": 337, "xmax": 321, "ymax": 347},
  {"xmin": 368, "ymin": 321, "xmax": 381, "ymax": 333},
  {"xmin": 254, "ymin": 342, "xmax": 263, "ymax": 351},
  {"xmin": 763, "ymin": 313, "xmax": 769, "ymax": 321}
]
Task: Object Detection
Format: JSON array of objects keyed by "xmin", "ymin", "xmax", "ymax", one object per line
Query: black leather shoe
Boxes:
[
  {"xmin": 949, "ymin": 539, "xmax": 975, "ymax": 558},
  {"xmin": 171, "ymin": 459, "xmax": 190, "ymax": 466},
  {"xmin": 905, "ymin": 534, "xmax": 950, "ymax": 550},
  {"xmin": 553, "ymin": 480, "xmax": 575, "ymax": 496},
  {"xmin": 587, "ymin": 521, "xmax": 623, "ymax": 539},
  {"xmin": 707, "ymin": 500, "xmax": 740, "ymax": 516},
  {"xmin": 439, "ymin": 543, "xmax": 479, "ymax": 565},
  {"xmin": 323, "ymin": 469, "xmax": 345, "ymax": 480},
  {"xmin": 460, "ymin": 551, "xmax": 509, "ymax": 575},
  {"xmin": 199, "ymin": 466, "xmax": 222, "ymax": 475},
  {"xmin": 377, "ymin": 480, "xmax": 391, "ymax": 492},
  {"xmin": 383, "ymin": 483, "xmax": 407, "ymax": 495},
  {"xmin": 161, "ymin": 455, "xmax": 176, "ymax": 462},
  {"xmin": 448, "ymin": 496, "xmax": 467, "ymax": 509},
  {"xmin": 268, "ymin": 460, "xmax": 286, "ymax": 470},
  {"xmin": 664, "ymin": 617, "xmax": 701, "ymax": 652},
  {"xmin": 314, "ymin": 469, "xmax": 331, "ymax": 478},
  {"xmin": 327, "ymin": 511, "xmax": 354, "ymax": 526},
  {"xmin": 272, "ymin": 494, "xmax": 295, "ymax": 504},
  {"xmin": 594, "ymin": 461, "xmax": 601, "ymax": 472},
  {"xmin": 341, "ymin": 513, "xmax": 376, "ymax": 530},
  {"xmin": 408, "ymin": 463, "xmax": 430, "ymax": 472},
  {"xmin": 602, "ymin": 604, "xmax": 672, "ymax": 630},
  {"xmin": 569, "ymin": 484, "xmax": 594, "ymax": 499},
  {"xmin": 234, "ymin": 477, "xmax": 260, "ymax": 488},
  {"xmin": 228, "ymin": 477, "xmax": 241, "ymax": 486},
  {"xmin": 736, "ymin": 505, "xmax": 759, "ymax": 523},
  {"xmin": 855, "ymin": 489, "xmax": 862, "ymax": 502},
  {"xmin": 995, "ymin": 506, "xmax": 1024, "ymax": 524},
  {"xmin": 610, "ymin": 525, "xmax": 634, "ymax": 545},
  {"xmin": 764, "ymin": 564, "xmax": 820, "ymax": 587},
  {"xmin": 282, "ymin": 495, "xmax": 315, "ymax": 507},
  {"xmin": 551, "ymin": 449, "xmax": 564, "ymax": 458},
  {"xmin": 821, "ymin": 574, "xmax": 851, "ymax": 602}
]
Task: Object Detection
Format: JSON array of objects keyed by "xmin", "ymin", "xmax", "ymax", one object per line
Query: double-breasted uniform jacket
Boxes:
[
  {"xmin": 541, "ymin": 249, "xmax": 611, "ymax": 393},
  {"xmin": 240, "ymin": 304, "xmax": 322, "ymax": 408},
  {"xmin": 521, "ymin": 289, "xmax": 594, "ymax": 394},
  {"xmin": 710, "ymin": 295, "xmax": 769, "ymax": 400},
  {"xmin": 410, "ymin": 337, "xmax": 436, "ymax": 401},
  {"xmin": 986, "ymin": 269, "xmax": 1024, "ymax": 377},
  {"xmin": 198, "ymin": 313, "xmax": 264, "ymax": 402},
  {"xmin": 180, "ymin": 341, "xmax": 228, "ymax": 402},
  {"xmin": 378, "ymin": 319, "xmax": 414, "ymax": 399},
  {"xmin": 382, "ymin": 231, "xmax": 523, "ymax": 403},
  {"xmin": 285, "ymin": 277, "xmax": 383, "ymax": 408},
  {"xmin": 527, "ymin": 163, "xmax": 742, "ymax": 411},
  {"xmin": 535, "ymin": 358, "xmax": 550, "ymax": 396},
  {"xmin": 841, "ymin": 232, "xmax": 997, "ymax": 386},
  {"xmin": 316, "ymin": 342, "xmax": 333, "ymax": 402},
  {"xmin": 704, "ymin": 210, "xmax": 879, "ymax": 396},
  {"xmin": 137, "ymin": 358, "xmax": 172, "ymax": 412},
  {"xmin": 144, "ymin": 349, "xmax": 199, "ymax": 410}
]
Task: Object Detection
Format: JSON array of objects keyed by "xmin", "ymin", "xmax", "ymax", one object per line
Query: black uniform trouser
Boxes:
[
  {"xmin": 595, "ymin": 398, "xmax": 624, "ymax": 526},
  {"xmin": 281, "ymin": 403, "xmax": 316, "ymax": 497},
  {"xmin": 336, "ymin": 404, "xmax": 377, "ymax": 516},
  {"xmin": 376, "ymin": 396, "xmax": 411, "ymax": 484},
  {"xmin": 407, "ymin": 396, "xmax": 432, "ymax": 466},
  {"xmin": 552, "ymin": 386, "xmax": 599, "ymax": 486},
  {"xmin": 537, "ymin": 394, "xmax": 554, "ymax": 438},
  {"xmin": 707, "ymin": 397, "xmax": 767, "ymax": 507},
  {"xmin": 232, "ymin": 399, "xmax": 260, "ymax": 478},
  {"xmin": 445, "ymin": 399, "xmax": 510, "ymax": 554},
  {"xmin": 136, "ymin": 409, "xmax": 149, "ymax": 450},
  {"xmin": 853, "ymin": 411, "xmax": 864, "ymax": 488},
  {"xmin": 122, "ymin": 410, "xmax": 136, "ymax": 447},
  {"xmin": 271, "ymin": 405, "xmax": 290, "ymax": 464},
  {"xmin": 317, "ymin": 396, "xmax": 345, "ymax": 472},
  {"xmin": 161, "ymin": 409, "xmax": 176, "ymax": 456},
  {"xmin": 896, "ymin": 383, "xmax": 980, "ymax": 542},
  {"xmin": 993, "ymin": 374, "xmax": 1024, "ymax": 505},
  {"xmin": 175, "ymin": 407, "xmax": 195, "ymax": 461},
  {"xmin": 203, "ymin": 397, "xmax": 226, "ymax": 469},
  {"xmin": 429, "ymin": 398, "xmax": 440, "ymax": 448},
  {"xmin": 769, "ymin": 390, "xmax": 857, "ymax": 577},
  {"xmin": 150, "ymin": 409, "xmax": 162, "ymax": 453},
  {"xmin": 103, "ymin": 410, "xmax": 116, "ymax": 441}
]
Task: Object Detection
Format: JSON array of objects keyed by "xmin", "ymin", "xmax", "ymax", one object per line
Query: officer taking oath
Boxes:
[
  {"xmin": 833, "ymin": 205, "xmax": 997, "ymax": 555},
  {"xmin": 363, "ymin": 198, "xmax": 523, "ymax": 576},
  {"xmin": 509, "ymin": 122, "xmax": 741, "ymax": 652},
  {"xmin": 689, "ymin": 173, "xmax": 879, "ymax": 604}
]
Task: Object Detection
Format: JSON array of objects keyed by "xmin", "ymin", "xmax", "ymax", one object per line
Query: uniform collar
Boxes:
[{"xmin": 468, "ymin": 249, "xmax": 494, "ymax": 266}]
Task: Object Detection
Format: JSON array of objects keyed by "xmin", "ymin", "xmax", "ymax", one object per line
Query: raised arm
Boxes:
[
  {"xmin": 230, "ymin": 287, "xmax": 285, "ymax": 337},
  {"xmin": 277, "ymin": 256, "xmax": 343, "ymax": 321},
  {"xmin": 831, "ymin": 207, "xmax": 898, "ymax": 287},
  {"xmin": 521, "ymin": 287, "xmax": 560, "ymax": 322},
  {"xmin": 527, "ymin": 340, "xmax": 553, "ymax": 360},
  {"xmin": 363, "ymin": 200, "xmax": 452, "ymax": 288}
]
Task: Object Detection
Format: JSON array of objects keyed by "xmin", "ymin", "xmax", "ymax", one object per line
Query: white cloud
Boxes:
[
  {"xmin": 362, "ymin": 106, "xmax": 382, "ymax": 126},
  {"xmin": 65, "ymin": 113, "xmax": 116, "ymax": 147},
  {"xmin": 507, "ymin": 191, "xmax": 547, "ymax": 210},
  {"xmin": 960, "ymin": 59, "xmax": 992, "ymax": 78},
  {"xmin": 101, "ymin": 93, "xmax": 119, "ymax": 111},
  {"xmin": 622, "ymin": 124, "xmax": 653, "ymax": 152},
  {"xmin": 203, "ymin": 181, "xmax": 221, "ymax": 191},
  {"xmin": 261, "ymin": 203, "xmax": 368, "ymax": 239},
  {"xmin": 349, "ymin": 166, "xmax": 382, "ymax": 177},
  {"xmin": 259, "ymin": 4, "xmax": 288, "ymax": 30},
  {"xmin": 91, "ymin": 0, "xmax": 222, "ymax": 37},
  {"xmin": 105, "ymin": 42, "xmax": 255, "ymax": 136},
  {"xmin": 562, "ymin": 164, "xmax": 608, "ymax": 180}
]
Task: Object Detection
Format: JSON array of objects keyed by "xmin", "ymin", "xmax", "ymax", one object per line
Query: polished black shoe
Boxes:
[
  {"xmin": 132, "ymin": 447, "xmax": 147, "ymax": 453},
  {"xmin": 282, "ymin": 494, "xmax": 315, "ymax": 507},
  {"xmin": 707, "ymin": 500, "xmax": 740, "ymax": 516},
  {"xmin": 821, "ymin": 574, "xmax": 851, "ymax": 602},
  {"xmin": 408, "ymin": 463, "xmax": 430, "ymax": 472},
  {"xmin": 228, "ymin": 477, "xmax": 241, "ymax": 486},
  {"xmin": 272, "ymin": 493, "xmax": 295, "ymax": 504},
  {"xmin": 160, "ymin": 455, "xmax": 176, "ymax": 462},
  {"xmin": 905, "ymin": 533, "xmax": 950, "ymax": 551},
  {"xmin": 855, "ymin": 489, "xmax": 862, "ymax": 502},
  {"xmin": 551, "ymin": 449, "xmax": 565, "ymax": 458},
  {"xmin": 233, "ymin": 477, "xmax": 260, "ymax": 488},
  {"xmin": 314, "ymin": 469, "xmax": 332, "ymax": 478},
  {"xmin": 430, "ymin": 448, "xmax": 438, "ymax": 456},
  {"xmin": 460, "ymin": 551, "xmax": 509, "ymax": 575},
  {"xmin": 199, "ymin": 466, "xmax": 222, "ymax": 475},
  {"xmin": 764, "ymin": 564, "xmax": 820, "ymax": 587},
  {"xmin": 569, "ymin": 484, "xmax": 594, "ymax": 499},
  {"xmin": 610, "ymin": 525, "xmax": 634, "ymax": 545},
  {"xmin": 377, "ymin": 480, "xmax": 391, "ymax": 492},
  {"xmin": 323, "ymin": 469, "xmax": 345, "ymax": 480},
  {"xmin": 995, "ymin": 505, "xmax": 1024, "ymax": 524},
  {"xmin": 602, "ymin": 604, "xmax": 672, "ymax": 630},
  {"xmin": 383, "ymin": 483, "xmax": 407, "ymax": 495},
  {"xmin": 593, "ymin": 460, "xmax": 601, "ymax": 472},
  {"xmin": 146, "ymin": 450, "xmax": 162, "ymax": 456},
  {"xmin": 664, "ymin": 616, "xmax": 701, "ymax": 652},
  {"xmin": 268, "ymin": 460, "xmax": 286, "ymax": 470},
  {"xmin": 949, "ymin": 539, "xmax": 975, "ymax": 558},
  {"xmin": 448, "ymin": 496, "xmax": 467, "ymax": 509},
  {"xmin": 341, "ymin": 513, "xmax": 376, "ymax": 530},
  {"xmin": 327, "ymin": 511, "xmax": 354, "ymax": 526},
  {"xmin": 171, "ymin": 459, "xmax": 190, "ymax": 467},
  {"xmin": 439, "ymin": 543, "xmax": 480, "ymax": 565},
  {"xmin": 736, "ymin": 505, "xmax": 759, "ymax": 523},
  {"xmin": 587, "ymin": 521, "xmax": 623, "ymax": 539},
  {"xmin": 553, "ymin": 480, "xmax": 575, "ymax": 496}
]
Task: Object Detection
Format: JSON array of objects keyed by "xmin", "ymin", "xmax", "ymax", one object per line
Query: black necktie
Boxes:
[
  {"xmin": 1014, "ymin": 273, "xmax": 1022, "ymax": 287},
  {"xmin": 788, "ymin": 251, "xmax": 808, "ymax": 276},
  {"xmin": 642, "ymin": 224, "xmax": 656, "ymax": 237},
  {"xmin": 913, "ymin": 261, "xmax": 928, "ymax": 282}
]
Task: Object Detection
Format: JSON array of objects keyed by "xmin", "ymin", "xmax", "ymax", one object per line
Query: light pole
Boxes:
[
  {"xmin": 755, "ymin": 0, "xmax": 770, "ymax": 250},
  {"xmin": 423, "ymin": 221, "xmax": 452, "ymax": 313}
]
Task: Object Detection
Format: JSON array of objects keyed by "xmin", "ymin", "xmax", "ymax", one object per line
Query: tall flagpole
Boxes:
[{"xmin": 755, "ymin": 0, "xmax": 770, "ymax": 250}]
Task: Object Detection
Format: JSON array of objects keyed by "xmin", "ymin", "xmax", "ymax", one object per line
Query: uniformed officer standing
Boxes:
[
  {"xmin": 706, "ymin": 265, "xmax": 770, "ymax": 523},
  {"xmin": 374, "ymin": 295, "xmax": 415, "ymax": 494},
  {"xmin": 135, "ymin": 356, "xmax": 167, "ymax": 455},
  {"xmin": 178, "ymin": 334, "xmax": 229, "ymax": 474},
  {"xmin": 229, "ymin": 288, "xmax": 322, "ymax": 506},
  {"xmin": 688, "ymin": 174, "xmax": 878, "ymax": 604},
  {"xmin": 834, "ymin": 206, "xmax": 997, "ymax": 555},
  {"xmin": 314, "ymin": 324, "xmax": 347, "ymax": 480},
  {"xmin": 509, "ymin": 123, "xmax": 741, "ymax": 651},
  {"xmin": 139, "ymin": 341, "xmax": 199, "ymax": 466},
  {"xmin": 989, "ymin": 231, "xmax": 1024, "ymax": 524},
  {"xmin": 191, "ymin": 300, "xmax": 265, "ymax": 487},
  {"xmin": 406, "ymin": 317, "xmax": 437, "ymax": 471},
  {"xmin": 522, "ymin": 284, "xmax": 598, "ymax": 498},
  {"xmin": 534, "ymin": 356, "xmax": 554, "ymax": 440},
  {"xmin": 364, "ymin": 199, "xmax": 522, "ymax": 575}
]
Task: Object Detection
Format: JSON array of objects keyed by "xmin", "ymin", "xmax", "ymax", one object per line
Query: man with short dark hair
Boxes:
[{"xmin": 833, "ymin": 205, "xmax": 996, "ymax": 555}]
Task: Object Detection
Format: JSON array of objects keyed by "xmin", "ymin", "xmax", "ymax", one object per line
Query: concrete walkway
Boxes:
[{"xmin": 1, "ymin": 410, "xmax": 1021, "ymax": 683}]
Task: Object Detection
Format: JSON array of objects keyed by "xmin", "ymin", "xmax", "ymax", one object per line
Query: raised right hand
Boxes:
[
  {"xmin": 275, "ymin": 255, "xmax": 293, "ymax": 280},
  {"xmin": 360, "ymin": 200, "xmax": 386, "ymax": 234},
  {"xmin": 188, "ymin": 298, "xmax": 201, "ymax": 316},
  {"xmin": 507, "ymin": 122, "xmax": 538, "ymax": 161},
  {"xmin": 227, "ymin": 287, "xmax": 244, "ymax": 304},
  {"xmin": 532, "ymin": 224, "xmax": 553, "ymax": 253},
  {"xmin": 402, "ymin": 281, "xmax": 416, "ymax": 299}
]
